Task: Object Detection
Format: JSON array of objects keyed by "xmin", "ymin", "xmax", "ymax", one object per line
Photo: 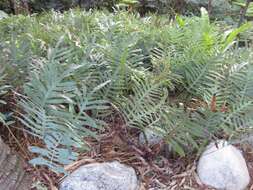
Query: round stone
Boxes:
[
  {"xmin": 59, "ymin": 161, "xmax": 139, "ymax": 190},
  {"xmin": 197, "ymin": 140, "xmax": 250, "ymax": 190}
]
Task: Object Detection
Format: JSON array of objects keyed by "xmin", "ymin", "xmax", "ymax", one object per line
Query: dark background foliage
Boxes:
[
  {"xmin": 2, "ymin": 0, "xmax": 252, "ymax": 25},
  {"xmin": 0, "ymin": 0, "xmax": 239, "ymax": 17}
]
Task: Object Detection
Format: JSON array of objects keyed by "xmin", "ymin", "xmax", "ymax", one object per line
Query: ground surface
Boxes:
[{"xmin": 1, "ymin": 113, "xmax": 253, "ymax": 190}]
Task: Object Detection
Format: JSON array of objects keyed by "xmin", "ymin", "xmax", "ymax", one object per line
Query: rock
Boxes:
[
  {"xmin": 59, "ymin": 161, "xmax": 139, "ymax": 190},
  {"xmin": 197, "ymin": 141, "xmax": 250, "ymax": 190},
  {"xmin": 139, "ymin": 128, "xmax": 164, "ymax": 146}
]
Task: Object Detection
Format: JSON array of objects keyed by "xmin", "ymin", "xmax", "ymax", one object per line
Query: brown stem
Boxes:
[
  {"xmin": 208, "ymin": 0, "xmax": 213, "ymax": 16},
  {"xmin": 238, "ymin": 0, "xmax": 251, "ymax": 27}
]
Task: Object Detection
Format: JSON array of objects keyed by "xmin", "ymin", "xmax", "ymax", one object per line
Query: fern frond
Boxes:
[
  {"xmin": 216, "ymin": 57, "xmax": 253, "ymax": 104},
  {"xmin": 0, "ymin": 68, "xmax": 9, "ymax": 124},
  {"xmin": 120, "ymin": 77, "xmax": 168, "ymax": 129},
  {"xmin": 150, "ymin": 46, "xmax": 182, "ymax": 89},
  {"xmin": 221, "ymin": 100, "xmax": 253, "ymax": 131},
  {"xmin": 180, "ymin": 51, "xmax": 224, "ymax": 99},
  {"xmin": 161, "ymin": 106, "xmax": 208, "ymax": 156},
  {"xmin": 98, "ymin": 35, "xmax": 147, "ymax": 102},
  {"xmin": 19, "ymin": 46, "xmax": 109, "ymax": 174}
]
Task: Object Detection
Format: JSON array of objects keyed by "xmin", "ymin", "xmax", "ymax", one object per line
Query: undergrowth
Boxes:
[{"xmin": 0, "ymin": 8, "xmax": 253, "ymax": 174}]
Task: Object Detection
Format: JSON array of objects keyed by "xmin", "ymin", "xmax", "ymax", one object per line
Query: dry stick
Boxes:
[
  {"xmin": 238, "ymin": 0, "xmax": 252, "ymax": 27},
  {"xmin": 3, "ymin": 123, "xmax": 30, "ymax": 159},
  {"xmin": 208, "ymin": 0, "xmax": 213, "ymax": 16}
]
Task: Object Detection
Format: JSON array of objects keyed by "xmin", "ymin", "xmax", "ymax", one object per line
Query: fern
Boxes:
[
  {"xmin": 19, "ymin": 46, "xmax": 109, "ymax": 173},
  {"xmin": 0, "ymin": 68, "xmax": 9, "ymax": 124},
  {"xmin": 98, "ymin": 34, "xmax": 147, "ymax": 102},
  {"xmin": 1, "ymin": 9, "xmax": 253, "ymax": 164},
  {"xmin": 181, "ymin": 49, "xmax": 253, "ymax": 137},
  {"xmin": 161, "ymin": 106, "xmax": 208, "ymax": 156},
  {"xmin": 120, "ymin": 76, "xmax": 168, "ymax": 129}
]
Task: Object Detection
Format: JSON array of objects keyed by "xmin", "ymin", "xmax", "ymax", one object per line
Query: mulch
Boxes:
[{"xmin": 1, "ymin": 109, "xmax": 253, "ymax": 190}]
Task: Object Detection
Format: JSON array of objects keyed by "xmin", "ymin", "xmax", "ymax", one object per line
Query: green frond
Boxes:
[
  {"xmin": 120, "ymin": 77, "xmax": 168, "ymax": 129},
  {"xmin": 98, "ymin": 35, "xmax": 147, "ymax": 102},
  {"xmin": 216, "ymin": 57, "xmax": 253, "ymax": 104},
  {"xmin": 221, "ymin": 100, "xmax": 253, "ymax": 132},
  {"xmin": 161, "ymin": 106, "xmax": 207, "ymax": 156},
  {"xmin": 1, "ymin": 9, "xmax": 253, "ymax": 169},
  {"xmin": 19, "ymin": 46, "xmax": 109, "ymax": 174},
  {"xmin": 181, "ymin": 54, "xmax": 223, "ymax": 99},
  {"xmin": 0, "ymin": 68, "xmax": 9, "ymax": 124}
]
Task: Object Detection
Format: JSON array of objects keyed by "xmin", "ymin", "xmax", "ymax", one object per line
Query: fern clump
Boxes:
[
  {"xmin": 18, "ymin": 44, "xmax": 109, "ymax": 173},
  {"xmin": 0, "ymin": 8, "xmax": 253, "ymax": 172}
]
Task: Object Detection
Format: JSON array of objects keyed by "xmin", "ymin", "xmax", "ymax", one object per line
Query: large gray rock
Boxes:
[
  {"xmin": 60, "ymin": 161, "xmax": 139, "ymax": 190},
  {"xmin": 197, "ymin": 141, "xmax": 250, "ymax": 190}
]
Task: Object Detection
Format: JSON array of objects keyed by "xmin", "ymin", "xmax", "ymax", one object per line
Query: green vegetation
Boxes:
[
  {"xmin": 1, "ymin": 0, "xmax": 253, "ymax": 21},
  {"xmin": 0, "ymin": 69, "xmax": 8, "ymax": 124},
  {"xmin": 0, "ymin": 8, "xmax": 253, "ymax": 174}
]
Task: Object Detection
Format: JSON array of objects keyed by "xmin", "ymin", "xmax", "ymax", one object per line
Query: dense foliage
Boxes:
[
  {"xmin": 1, "ymin": 0, "xmax": 253, "ymax": 20},
  {"xmin": 0, "ymin": 69, "xmax": 8, "ymax": 124},
  {"xmin": 0, "ymin": 8, "xmax": 253, "ymax": 174}
]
